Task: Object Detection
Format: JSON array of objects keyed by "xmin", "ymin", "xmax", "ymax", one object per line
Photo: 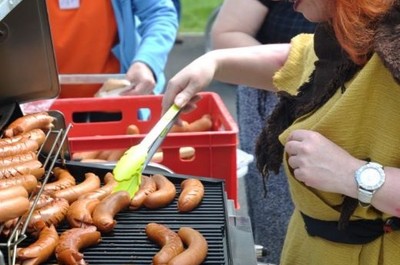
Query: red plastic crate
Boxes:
[{"xmin": 50, "ymin": 92, "xmax": 239, "ymax": 206}]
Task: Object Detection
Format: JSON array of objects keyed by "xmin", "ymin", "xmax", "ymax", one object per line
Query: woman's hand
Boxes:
[
  {"xmin": 162, "ymin": 52, "xmax": 218, "ymax": 114},
  {"xmin": 284, "ymin": 129, "xmax": 364, "ymax": 197}
]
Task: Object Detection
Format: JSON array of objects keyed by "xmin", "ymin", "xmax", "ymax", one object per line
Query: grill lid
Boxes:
[
  {"xmin": 0, "ymin": 0, "xmax": 59, "ymax": 105},
  {"xmin": 0, "ymin": 0, "xmax": 23, "ymax": 21}
]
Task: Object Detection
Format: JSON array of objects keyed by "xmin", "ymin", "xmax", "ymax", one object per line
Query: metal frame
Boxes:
[{"xmin": 0, "ymin": 0, "xmax": 23, "ymax": 21}]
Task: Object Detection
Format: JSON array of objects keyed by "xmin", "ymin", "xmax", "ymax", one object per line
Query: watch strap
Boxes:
[{"xmin": 357, "ymin": 188, "xmax": 374, "ymax": 206}]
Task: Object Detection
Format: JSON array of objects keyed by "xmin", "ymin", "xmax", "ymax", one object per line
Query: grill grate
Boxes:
[{"xmin": 21, "ymin": 163, "xmax": 231, "ymax": 265}]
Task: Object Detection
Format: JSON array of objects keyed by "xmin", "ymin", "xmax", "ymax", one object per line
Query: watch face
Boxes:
[{"xmin": 356, "ymin": 164, "xmax": 385, "ymax": 190}]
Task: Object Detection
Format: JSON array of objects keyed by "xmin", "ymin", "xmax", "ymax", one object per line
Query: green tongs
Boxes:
[{"xmin": 112, "ymin": 104, "xmax": 181, "ymax": 198}]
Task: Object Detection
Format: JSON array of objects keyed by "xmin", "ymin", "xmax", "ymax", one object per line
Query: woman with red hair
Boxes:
[{"xmin": 162, "ymin": 0, "xmax": 400, "ymax": 264}]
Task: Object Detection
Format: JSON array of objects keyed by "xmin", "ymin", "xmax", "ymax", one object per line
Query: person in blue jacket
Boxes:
[{"xmin": 47, "ymin": 0, "xmax": 178, "ymax": 98}]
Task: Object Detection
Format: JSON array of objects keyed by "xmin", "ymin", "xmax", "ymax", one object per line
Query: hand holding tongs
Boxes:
[{"xmin": 112, "ymin": 104, "xmax": 181, "ymax": 197}]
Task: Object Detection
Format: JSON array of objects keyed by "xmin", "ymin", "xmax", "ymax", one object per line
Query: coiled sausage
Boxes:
[
  {"xmin": 168, "ymin": 227, "xmax": 208, "ymax": 265},
  {"xmin": 146, "ymin": 222, "xmax": 184, "ymax": 265},
  {"xmin": 143, "ymin": 174, "xmax": 176, "ymax": 209}
]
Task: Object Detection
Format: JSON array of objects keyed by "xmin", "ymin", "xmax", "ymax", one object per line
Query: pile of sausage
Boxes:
[
  {"xmin": 13, "ymin": 170, "xmax": 206, "ymax": 265},
  {"xmin": 71, "ymin": 114, "xmax": 213, "ymax": 163},
  {"xmin": 1, "ymin": 111, "xmax": 209, "ymax": 265},
  {"xmin": 0, "ymin": 112, "xmax": 54, "ymax": 235}
]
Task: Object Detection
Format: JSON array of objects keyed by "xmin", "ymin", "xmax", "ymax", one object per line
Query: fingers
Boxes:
[
  {"xmin": 162, "ymin": 82, "xmax": 189, "ymax": 114},
  {"xmin": 285, "ymin": 130, "xmax": 311, "ymax": 170},
  {"xmin": 164, "ymin": 81, "xmax": 211, "ymax": 116},
  {"xmin": 172, "ymin": 78, "xmax": 201, "ymax": 108},
  {"xmin": 284, "ymin": 138, "xmax": 303, "ymax": 156},
  {"xmin": 287, "ymin": 153, "xmax": 301, "ymax": 170},
  {"xmin": 121, "ymin": 83, "xmax": 154, "ymax": 96},
  {"xmin": 181, "ymin": 94, "xmax": 201, "ymax": 111},
  {"xmin": 286, "ymin": 129, "xmax": 309, "ymax": 141},
  {"xmin": 175, "ymin": 91, "xmax": 192, "ymax": 108},
  {"xmin": 120, "ymin": 87, "xmax": 140, "ymax": 96}
]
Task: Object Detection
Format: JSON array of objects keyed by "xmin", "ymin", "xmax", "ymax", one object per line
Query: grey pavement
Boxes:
[{"xmin": 165, "ymin": 34, "xmax": 248, "ymax": 217}]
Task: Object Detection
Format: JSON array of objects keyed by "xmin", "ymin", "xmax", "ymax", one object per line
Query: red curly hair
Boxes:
[{"xmin": 331, "ymin": 0, "xmax": 396, "ymax": 65}]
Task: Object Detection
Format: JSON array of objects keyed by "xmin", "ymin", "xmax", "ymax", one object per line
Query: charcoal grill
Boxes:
[{"xmin": 0, "ymin": 0, "xmax": 259, "ymax": 264}]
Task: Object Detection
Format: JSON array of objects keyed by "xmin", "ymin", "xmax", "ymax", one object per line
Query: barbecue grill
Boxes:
[
  {"xmin": 33, "ymin": 162, "xmax": 259, "ymax": 265},
  {"xmin": 0, "ymin": 1, "xmax": 260, "ymax": 264},
  {"xmin": 2, "ymin": 160, "xmax": 258, "ymax": 265}
]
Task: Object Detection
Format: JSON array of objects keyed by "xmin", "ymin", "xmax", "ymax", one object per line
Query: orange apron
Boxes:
[{"xmin": 47, "ymin": 0, "xmax": 120, "ymax": 98}]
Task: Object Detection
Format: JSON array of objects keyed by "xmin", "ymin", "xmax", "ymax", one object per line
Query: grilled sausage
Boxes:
[
  {"xmin": 17, "ymin": 224, "xmax": 59, "ymax": 265},
  {"xmin": 21, "ymin": 128, "xmax": 47, "ymax": 146},
  {"xmin": 0, "ymin": 129, "xmax": 47, "ymax": 147},
  {"xmin": 0, "ymin": 174, "xmax": 38, "ymax": 193},
  {"xmin": 129, "ymin": 175, "xmax": 157, "ymax": 210},
  {"xmin": 40, "ymin": 167, "xmax": 76, "ymax": 192},
  {"xmin": 25, "ymin": 197, "xmax": 69, "ymax": 235},
  {"xmin": 55, "ymin": 226, "xmax": 101, "ymax": 265},
  {"xmin": 0, "ymin": 139, "xmax": 39, "ymax": 158},
  {"xmin": 0, "ymin": 217, "xmax": 19, "ymax": 238},
  {"xmin": 67, "ymin": 198, "xmax": 101, "ymax": 228},
  {"xmin": 78, "ymin": 172, "xmax": 117, "ymax": 201},
  {"xmin": 92, "ymin": 190, "xmax": 131, "ymax": 233},
  {"xmin": 0, "ymin": 186, "xmax": 29, "ymax": 225},
  {"xmin": 3, "ymin": 111, "xmax": 54, "ymax": 138},
  {"xmin": 143, "ymin": 174, "xmax": 176, "ymax": 209},
  {"xmin": 53, "ymin": 172, "xmax": 101, "ymax": 204},
  {"xmin": 177, "ymin": 179, "xmax": 204, "ymax": 213},
  {"xmin": 168, "ymin": 227, "xmax": 208, "ymax": 265},
  {"xmin": 0, "ymin": 159, "xmax": 44, "ymax": 180},
  {"xmin": 145, "ymin": 222, "xmax": 184, "ymax": 265},
  {"xmin": 0, "ymin": 185, "xmax": 28, "ymax": 200},
  {"xmin": 0, "ymin": 195, "xmax": 30, "ymax": 223},
  {"xmin": 29, "ymin": 193, "xmax": 55, "ymax": 210},
  {"xmin": 0, "ymin": 151, "xmax": 37, "ymax": 167}
]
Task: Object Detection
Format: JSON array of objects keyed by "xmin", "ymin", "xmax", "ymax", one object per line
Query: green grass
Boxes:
[{"xmin": 179, "ymin": 0, "xmax": 223, "ymax": 33}]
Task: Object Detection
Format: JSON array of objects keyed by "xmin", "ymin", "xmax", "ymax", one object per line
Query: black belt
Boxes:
[{"xmin": 301, "ymin": 212, "xmax": 400, "ymax": 244}]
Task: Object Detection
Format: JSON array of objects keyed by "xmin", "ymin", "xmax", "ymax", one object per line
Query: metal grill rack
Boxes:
[
  {"xmin": 0, "ymin": 122, "xmax": 72, "ymax": 265},
  {"xmin": 1, "ymin": 143, "xmax": 259, "ymax": 265},
  {"xmin": 35, "ymin": 165, "xmax": 231, "ymax": 265}
]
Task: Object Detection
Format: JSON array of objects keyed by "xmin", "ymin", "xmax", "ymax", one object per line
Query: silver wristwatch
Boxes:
[{"xmin": 354, "ymin": 162, "xmax": 385, "ymax": 206}]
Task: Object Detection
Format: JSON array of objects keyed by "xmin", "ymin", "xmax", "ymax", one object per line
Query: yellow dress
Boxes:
[{"xmin": 272, "ymin": 34, "xmax": 400, "ymax": 265}]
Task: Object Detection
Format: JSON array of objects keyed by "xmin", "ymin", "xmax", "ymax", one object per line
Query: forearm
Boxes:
[
  {"xmin": 163, "ymin": 43, "xmax": 289, "ymax": 111},
  {"xmin": 210, "ymin": 0, "xmax": 267, "ymax": 49},
  {"xmin": 212, "ymin": 32, "xmax": 261, "ymax": 49},
  {"xmin": 211, "ymin": 44, "xmax": 290, "ymax": 90}
]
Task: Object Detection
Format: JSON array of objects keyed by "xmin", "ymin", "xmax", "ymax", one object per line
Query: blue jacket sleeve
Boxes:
[{"xmin": 111, "ymin": 0, "xmax": 178, "ymax": 94}]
